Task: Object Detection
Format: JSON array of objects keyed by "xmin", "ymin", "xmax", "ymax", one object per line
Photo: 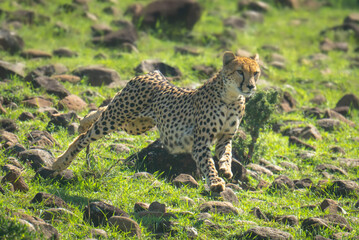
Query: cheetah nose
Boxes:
[{"xmin": 247, "ymin": 85, "xmax": 256, "ymax": 90}]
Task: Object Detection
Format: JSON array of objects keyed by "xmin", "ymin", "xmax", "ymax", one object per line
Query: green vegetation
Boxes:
[{"xmin": 0, "ymin": 0, "xmax": 359, "ymax": 239}]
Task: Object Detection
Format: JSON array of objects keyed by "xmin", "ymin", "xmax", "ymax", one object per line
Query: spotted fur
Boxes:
[{"xmin": 51, "ymin": 51, "xmax": 261, "ymax": 192}]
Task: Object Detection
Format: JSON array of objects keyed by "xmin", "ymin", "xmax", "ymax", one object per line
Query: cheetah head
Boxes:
[{"xmin": 221, "ymin": 51, "xmax": 260, "ymax": 100}]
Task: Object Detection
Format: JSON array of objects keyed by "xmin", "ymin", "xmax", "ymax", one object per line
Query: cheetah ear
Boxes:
[
  {"xmin": 223, "ymin": 51, "xmax": 236, "ymax": 66},
  {"xmin": 251, "ymin": 53, "xmax": 259, "ymax": 63}
]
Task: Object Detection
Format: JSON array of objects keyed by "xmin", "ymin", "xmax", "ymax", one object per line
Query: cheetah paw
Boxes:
[{"xmin": 209, "ymin": 177, "xmax": 226, "ymax": 192}]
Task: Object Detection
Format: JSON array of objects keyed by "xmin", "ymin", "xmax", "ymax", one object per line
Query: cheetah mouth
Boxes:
[{"xmin": 238, "ymin": 88, "xmax": 255, "ymax": 97}]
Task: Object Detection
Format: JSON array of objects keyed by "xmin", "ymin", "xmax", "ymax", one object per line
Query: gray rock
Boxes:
[
  {"xmin": 52, "ymin": 47, "xmax": 78, "ymax": 57},
  {"xmin": 18, "ymin": 112, "xmax": 35, "ymax": 121},
  {"xmin": 250, "ymin": 207, "xmax": 269, "ymax": 221},
  {"xmin": 0, "ymin": 29, "xmax": 24, "ymax": 54},
  {"xmin": 220, "ymin": 188, "xmax": 239, "ymax": 205},
  {"xmin": 108, "ymin": 216, "xmax": 141, "ymax": 238},
  {"xmin": 270, "ymin": 175, "xmax": 294, "ymax": 190},
  {"xmin": 149, "ymin": 201, "xmax": 166, "ymax": 213},
  {"xmin": 89, "ymin": 228, "xmax": 108, "ymax": 239},
  {"xmin": 73, "ymin": 66, "xmax": 121, "ymax": 86},
  {"xmin": 26, "ymin": 130, "xmax": 58, "ymax": 148},
  {"xmin": 40, "ymin": 208, "xmax": 76, "ymax": 221},
  {"xmin": 336, "ymin": 93, "xmax": 359, "ymax": 110},
  {"xmin": 199, "ymin": 201, "xmax": 239, "ymax": 215},
  {"xmin": 135, "ymin": 60, "xmax": 182, "ymax": 80},
  {"xmin": 109, "ymin": 143, "xmax": 130, "ymax": 154},
  {"xmin": 247, "ymin": 163, "xmax": 273, "ymax": 176},
  {"xmin": 315, "ymin": 164, "xmax": 347, "ymax": 176},
  {"xmin": 275, "ymin": 215, "xmax": 299, "ymax": 226},
  {"xmin": 1, "ymin": 167, "xmax": 28, "ymax": 192},
  {"xmin": 0, "ymin": 60, "xmax": 25, "ymax": 79},
  {"xmin": 27, "ymin": 76, "xmax": 70, "ymax": 98},
  {"xmin": 19, "ymin": 149, "xmax": 54, "ymax": 170},
  {"xmin": 173, "ymin": 174, "xmax": 199, "ymax": 188},
  {"xmin": 238, "ymin": 227, "xmax": 293, "ymax": 240},
  {"xmin": 67, "ymin": 122, "xmax": 79, "ymax": 135},
  {"xmin": 31, "ymin": 192, "xmax": 69, "ymax": 208},
  {"xmin": 21, "ymin": 49, "xmax": 52, "ymax": 59},
  {"xmin": 327, "ymin": 180, "xmax": 359, "ymax": 197}
]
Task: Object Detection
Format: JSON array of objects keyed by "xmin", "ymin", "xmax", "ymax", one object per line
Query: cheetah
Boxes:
[{"xmin": 50, "ymin": 51, "xmax": 261, "ymax": 192}]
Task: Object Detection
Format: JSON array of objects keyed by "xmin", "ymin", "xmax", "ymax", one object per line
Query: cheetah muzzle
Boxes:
[{"xmin": 50, "ymin": 51, "xmax": 261, "ymax": 192}]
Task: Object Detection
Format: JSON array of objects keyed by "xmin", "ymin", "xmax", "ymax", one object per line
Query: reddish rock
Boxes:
[
  {"xmin": 0, "ymin": 60, "xmax": 25, "ymax": 79},
  {"xmin": 20, "ymin": 49, "xmax": 52, "ymax": 59},
  {"xmin": 108, "ymin": 216, "xmax": 141, "ymax": 238},
  {"xmin": 172, "ymin": 174, "xmax": 199, "ymax": 188},
  {"xmin": 58, "ymin": 94, "xmax": 87, "ymax": 111},
  {"xmin": 31, "ymin": 192, "xmax": 69, "ymax": 208},
  {"xmin": 22, "ymin": 97, "xmax": 53, "ymax": 108},
  {"xmin": 73, "ymin": 66, "xmax": 121, "ymax": 86},
  {"xmin": 1, "ymin": 167, "xmax": 29, "ymax": 192},
  {"xmin": 52, "ymin": 74, "xmax": 81, "ymax": 83}
]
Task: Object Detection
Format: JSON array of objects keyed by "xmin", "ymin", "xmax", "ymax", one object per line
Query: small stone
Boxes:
[
  {"xmin": 52, "ymin": 47, "xmax": 78, "ymax": 57},
  {"xmin": 247, "ymin": 163, "xmax": 273, "ymax": 176},
  {"xmin": 289, "ymin": 136, "xmax": 316, "ymax": 150},
  {"xmin": 270, "ymin": 175, "xmax": 294, "ymax": 190},
  {"xmin": 310, "ymin": 94, "xmax": 327, "ymax": 105},
  {"xmin": 327, "ymin": 180, "xmax": 359, "ymax": 197},
  {"xmin": 179, "ymin": 197, "xmax": 195, "ymax": 207},
  {"xmin": 52, "ymin": 74, "xmax": 81, "ymax": 84},
  {"xmin": 67, "ymin": 122, "xmax": 79, "ymax": 135},
  {"xmin": 238, "ymin": 227, "xmax": 293, "ymax": 240},
  {"xmin": 18, "ymin": 112, "xmax": 35, "ymax": 121},
  {"xmin": 73, "ymin": 66, "xmax": 121, "ymax": 86},
  {"xmin": 338, "ymin": 158, "xmax": 359, "ymax": 168},
  {"xmin": 0, "ymin": 130, "xmax": 19, "ymax": 147},
  {"xmin": 90, "ymin": 228, "xmax": 108, "ymax": 239},
  {"xmin": 317, "ymin": 119, "xmax": 342, "ymax": 131},
  {"xmin": 22, "ymin": 97, "xmax": 53, "ymax": 108},
  {"xmin": 174, "ymin": 46, "xmax": 200, "ymax": 56},
  {"xmin": 294, "ymin": 178, "xmax": 313, "ymax": 189},
  {"xmin": 199, "ymin": 201, "xmax": 239, "ymax": 215},
  {"xmin": 0, "ymin": 119, "xmax": 18, "ymax": 132},
  {"xmin": 132, "ymin": 172, "xmax": 153, "ymax": 179},
  {"xmin": 108, "ymin": 216, "xmax": 141, "ymax": 238},
  {"xmin": 21, "ymin": 49, "xmax": 52, "ymax": 59},
  {"xmin": 40, "ymin": 208, "xmax": 76, "ymax": 221},
  {"xmin": 109, "ymin": 144, "xmax": 130, "ymax": 154},
  {"xmin": 336, "ymin": 93, "xmax": 359, "ymax": 110},
  {"xmin": 58, "ymin": 94, "xmax": 87, "ymax": 111},
  {"xmin": 173, "ymin": 174, "xmax": 199, "ymax": 188},
  {"xmin": 197, "ymin": 212, "xmax": 212, "ymax": 221},
  {"xmin": 324, "ymin": 109, "xmax": 355, "ymax": 127},
  {"xmin": 26, "ymin": 130, "xmax": 58, "ymax": 148},
  {"xmin": 135, "ymin": 60, "xmax": 182, "ymax": 80},
  {"xmin": 19, "ymin": 149, "xmax": 54, "ymax": 170},
  {"xmin": 220, "ymin": 188, "xmax": 239, "ymax": 205},
  {"xmin": 250, "ymin": 207, "xmax": 269, "ymax": 221},
  {"xmin": 320, "ymin": 199, "xmax": 345, "ymax": 214},
  {"xmin": 31, "ymin": 192, "xmax": 68, "ymax": 208},
  {"xmin": 1, "ymin": 167, "xmax": 28, "ymax": 192},
  {"xmin": 275, "ymin": 215, "xmax": 299, "ymax": 226},
  {"xmin": 315, "ymin": 164, "xmax": 347, "ymax": 175},
  {"xmin": 149, "ymin": 201, "xmax": 166, "ymax": 213},
  {"xmin": 223, "ymin": 16, "xmax": 246, "ymax": 29},
  {"xmin": 302, "ymin": 217, "xmax": 330, "ymax": 232},
  {"xmin": 280, "ymin": 161, "xmax": 299, "ymax": 171},
  {"xmin": 134, "ymin": 202, "xmax": 149, "ymax": 212}
]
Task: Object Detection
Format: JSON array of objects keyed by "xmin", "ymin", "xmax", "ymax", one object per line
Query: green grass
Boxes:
[{"xmin": 1, "ymin": 0, "xmax": 359, "ymax": 239}]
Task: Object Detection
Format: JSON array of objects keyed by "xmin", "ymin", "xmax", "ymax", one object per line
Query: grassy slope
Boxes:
[{"xmin": 0, "ymin": 0, "xmax": 359, "ymax": 239}]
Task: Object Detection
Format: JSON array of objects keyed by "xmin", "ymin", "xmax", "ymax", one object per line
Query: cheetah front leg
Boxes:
[
  {"xmin": 215, "ymin": 134, "xmax": 234, "ymax": 179},
  {"xmin": 192, "ymin": 133, "xmax": 225, "ymax": 192}
]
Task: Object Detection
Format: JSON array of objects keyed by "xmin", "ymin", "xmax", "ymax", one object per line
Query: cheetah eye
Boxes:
[
  {"xmin": 254, "ymin": 71, "xmax": 259, "ymax": 76},
  {"xmin": 237, "ymin": 70, "xmax": 244, "ymax": 76}
]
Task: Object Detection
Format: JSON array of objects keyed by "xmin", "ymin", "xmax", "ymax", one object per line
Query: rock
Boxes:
[
  {"xmin": 247, "ymin": 163, "xmax": 273, "ymax": 176},
  {"xmin": 173, "ymin": 174, "xmax": 199, "ymax": 188},
  {"xmin": 320, "ymin": 199, "xmax": 344, "ymax": 214},
  {"xmin": 192, "ymin": 65, "xmax": 216, "ymax": 78},
  {"xmin": 0, "ymin": 119, "xmax": 17, "ymax": 132},
  {"xmin": 179, "ymin": 197, "xmax": 195, "ymax": 206},
  {"xmin": 174, "ymin": 46, "xmax": 200, "ymax": 56},
  {"xmin": 270, "ymin": 61, "xmax": 286, "ymax": 69},
  {"xmin": 332, "ymin": 106, "xmax": 350, "ymax": 117},
  {"xmin": 52, "ymin": 47, "xmax": 78, "ymax": 57},
  {"xmin": 129, "ymin": 140, "xmax": 200, "ymax": 179},
  {"xmin": 0, "ymin": 130, "xmax": 19, "ymax": 148},
  {"xmin": 133, "ymin": 0, "xmax": 201, "ymax": 31},
  {"xmin": 13, "ymin": 212, "xmax": 60, "ymax": 239},
  {"xmin": 5, "ymin": 157, "xmax": 23, "ymax": 169},
  {"xmin": 275, "ymin": 0, "xmax": 299, "ymax": 9},
  {"xmin": 303, "ymin": 107, "xmax": 323, "ymax": 119},
  {"xmin": 31, "ymin": 192, "xmax": 69, "ymax": 208},
  {"xmin": 52, "ymin": 74, "xmax": 81, "ymax": 84},
  {"xmin": 310, "ymin": 94, "xmax": 327, "ymax": 105},
  {"xmin": 324, "ymin": 109, "xmax": 355, "ymax": 127},
  {"xmin": 67, "ymin": 122, "xmax": 79, "ymax": 135},
  {"xmin": 293, "ymin": 178, "xmax": 313, "ymax": 189},
  {"xmin": 89, "ymin": 228, "xmax": 108, "ymax": 238},
  {"xmin": 40, "ymin": 208, "xmax": 76, "ymax": 221},
  {"xmin": 220, "ymin": 188, "xmax": 239, "ymax": 205},
  {"xmin": 135, "ymin": 60, "xmax": 182, "ymax": 80},
  {"xmin": 344, "ymin": 13, "xmax": 359, "ymax": 25},
  {"xmin": 48, "ymin": 111, "xmax": 79, "ymax": 128},
  {"xmin": 315, "ymin": 164, "xmax": 347, "ymax": 176},
  {"xmin": 327, "ymin": 180, "xmax": 359, "ymax": 197},
  {"xmin": 199, "ymin": 201, "xmax": 239, "ymax": 215},
  {"xmin": 1, "ymin": 167, "xmax": 29, "ymax": 192},
  {"xmin": 242, "ymin": 10, "xmax": 264, "ymax": 23},
  {"xmin": 282, "ymin": 124, "xmax": 322, "ymax": 140},
  {"xmin": 238, "ymin": 227, "xmax": 293, "ymax": 240},
  {"xmin": 149, "ymin": 201, "xmax": 166, "ymax": 213},
  {"xmin": 108, "ymin": 216, "xmax": 141, "ymax": 237},
  {"xmin": 223, "ymin": 16, "xmax": 246, "ymax": 29},
  {"xmin": 92, "ymin": 27, "xmax": 137, "ymax": 47},
  {"xmin": 134, "ymin": 202, "xmax": 149, "ymax": 212},
  {"xmin": 317, "ymin": 119, "xmax": 341, "ymax": 131},
  {"xmin": 185, "ymin": 226, "xmax": 198, "ymax": 238},
  {"xmin": 3, "ymin": 143, "xmax": 26, "ymax": 155},
  {"xmin": 26, "ymin": 64, "xmax": 68, "ymax": 80},
  {"xmin": 321, "ymin": 214, "xmax": 353, "ymax": 232},
  {"xmin": 21, "ymin": 49, "xmax": 52, "ymax": 59},
  {"xmin": 338, "ymin": 158, "xmax": 359, "ymax": 168},
  {"xmin": 132, "ymin": 172, "xmax": 153, "ymax": 179},
  {"xmin": 314, "ymin": 236, "xmax": 331, "ymax": 240},
  {"xmin": 22, "ymin": 97, "xmax": 53, "ymax": 108},
  {"xmin": 26, "ymin": 130, "xmax": 58, "ymax": 148},
  {"xmin": 320, "ymin": 38, "xmax": 348, "ymax": 52},
  {"xmin": 289, "ymin": 136, "xmax": 316, "ymax": 151},
  {"xmin": 0, "ymin": 60, "xmax": 25, "ymax": 79},
  {"xmin": 336, "ymin": 93, "xmax": 359, "ymax": 110},
  {"xmin": 250, "ymin": 207, "xmax": 269, "ymax": 221},
  {"xmin": 73, "ymin": 66, "xmax": 121, "ymax": 86},
  {"xmin": 102, "ymin": 6, "xmax": 120, "ymax": 16},
  {"xmin": 27, "ymin": 76, "xmax": 70, "ymax": 98},
  {"xmin": 109, "ymin": 144, "xmax": 130, "ymax": 154},
  {"xmin": 0, "ymin": 29, "xmax": 24, "ymax": 54},
  {"xmin": 83, "ymin": 201, "xmax": 129, "ymax": 227},
  {"xmin": 302, "ymin": 217, "xmax": 330, "ymax": 232},
  {"xmin": 19, "ymin": 149, "xmax": 54, "ymax": 170},
  {"xmin": 57, "ymin": 94, "xmax": 87, "ymax": 111},
  {"xmin": 275, "ymin": 215, "xmax": 299, "ymax": 226},
  {"xmin": 18, "ymin": 112, "xmax": 35, "ymax": 121},
  {"xmin": 35, "ymin": 167, "xmax": 75, "ymax": 183},
  {"xmin": 270, "ymin": 175, "xmax": 295, "ymax": 190},
  {"xmin": 91, "ymin": 23, "xmax": 112, "ymax": 36},
  {"xmin": 280, "ymin": 161, "xmax": 299, "ymax": 171},
  {"xmin": 279, "ymin": 91, "xmax": 296, "ymax": 112}
]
